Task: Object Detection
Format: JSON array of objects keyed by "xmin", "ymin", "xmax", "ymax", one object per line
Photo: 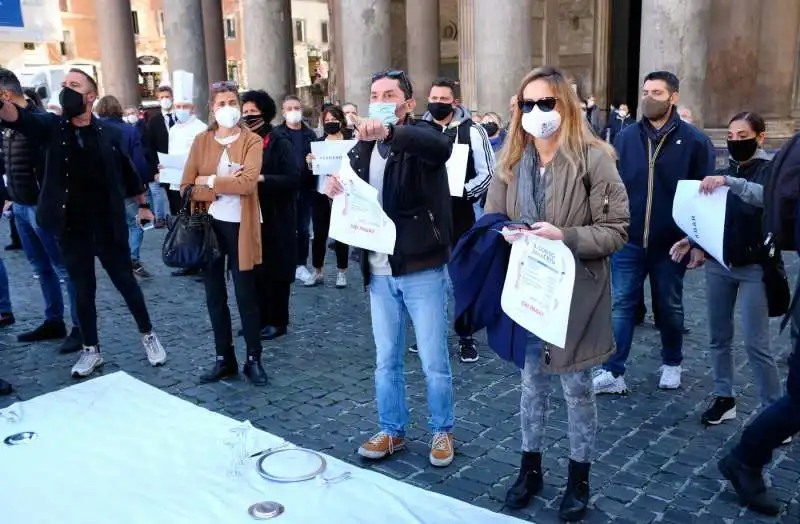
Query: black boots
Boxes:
[
  {"xmin": 17, "ymin": 319, "xmax": 67, "ymax": 342},
  {"xmin": 505, "ymin": 452, "xmax": 543, "ymax": 509},
  {"xmin": 199, "ymin": 352, "xmax": 239, "ymax": 384},
  {"xmin": 243, "ymin": 354, "xmax": 268, "ymax": 386},
  {"xmin": 718, "ymin": 454, "xmax": 782, "ymax": 516},
  {"xmin": 0, "ymin": 377, "xmax": 13, "ymax": 396},
  {"xmin": 559, "ymin": 460, "xmax": 590, "ymax": 521},
  {"xmin": 59, "ymin": 327, "xmax": 83, "ymax": 354}
]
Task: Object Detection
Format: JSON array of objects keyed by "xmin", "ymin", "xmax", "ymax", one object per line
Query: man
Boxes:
[
  {"xmin": 603, "ymin": 103, "xmax": 634, "ymax": 144},
  {"xmin": 96, "ymin": 95, "xmax": 152, "ymax": 279},
  {"xmin": 342, "ymin": 102, "xmax": 359, "ymax": 129},
  {"xmin": 323, "ymin": 70, "xmax": 456, "ymax": 468},
  {"xmin": 274, "ymin": 95, "xmax": 317, "ymax": 283},
  {"xmin": 585, "ymin": 94, "xmax": 601, "ymax": 134},
  {"xmin": 593, "ymin": 71, "xmax": 714, "ymax": 394},
  {"xmin": 420, "ymin": 77, "xmax": 495, "ymax": 363},
  {"xmin": 0, "ymin": 68, "xmax": 81, "ymax": 351},
  {"xmin": 145, "ymin": 85, "xmax": 175, "ymax": 230},
  {"xmin": 0, "ymin": 68, "xmax": 168, "ymax": 378},
  {"xmin": 166, "ymin": 75, "xmax": 206, "ymax": 189}
]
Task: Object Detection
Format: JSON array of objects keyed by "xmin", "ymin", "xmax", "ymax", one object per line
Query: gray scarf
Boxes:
[{"xmin": 516, "ymin": 145, "xmax": 550, "ymax": 224}]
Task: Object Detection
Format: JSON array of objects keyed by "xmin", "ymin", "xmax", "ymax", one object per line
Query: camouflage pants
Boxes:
[{"xmin": 520, "ymin": 343, "xmax": 597, "ymax": 463}]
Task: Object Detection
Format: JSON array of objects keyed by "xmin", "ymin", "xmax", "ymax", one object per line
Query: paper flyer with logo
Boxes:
[
  {"xmin": 501, "ymin": 234, "xmax": 575, "ymax": 348},
  {"xmin": 311, "ymin": 140, "xmax": 357, "ymax": 176},
  {"xmin": 672, "ymin": 180, "xmax": 728, "ymax": 268}
]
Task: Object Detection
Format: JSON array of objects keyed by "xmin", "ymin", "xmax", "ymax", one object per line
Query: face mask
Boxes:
[
  {"xmin": 618, "ymin": 110, "xmax": 629, "ymax": 118},
  {"xmin": 124, "ymin": 115, "xmax": 138, "ymax": 125},
  {"xmin": 727, "ymin": 138, "xmax": 759, "ymax": 163},
  {"xmin": 521, "ymin": 106, "xmax": 561, "ymax": 138},
  {"xmin": 59, "ymin": 87, "xmax": 86, "ymax": 119},
  {"xmin": 482, "ymin": 122, "xmax": 499, "ymax": 137},
  {"xmin": 285, "ymin": 110, "xmax": 303, "ymax": 125},
  {"xmin": 323, "ymin": 122, "xmax": 342, "ymax": 135},
  {"xmin": 160, "ymin": 98, "xmax": 173, "ymax": 110},
  {"xmin": 214, "ymin": 105, "xmax": 241, "ymax": 129},
  {"xmin": 641, "ymin": 96, "xmax": 671, "ymax": 121},
  {"xmin": 427, "ymin": 102, "xmax": 454, "ymax": 122},
  {"xmin": 242, "ymin": 114, "xmax": 265, "ymax": 131},
  {"xmin": 174, "ymin": 108, "xmax": 192, "ymax": 123},
  {"xmin": 345, "ymin": 113, "xmax": 357, "ymax": 127},
  {"xmin": 369, "ymin": 102, "xmax": 399, "ymax": 126},
  {"xmin": 587, "ymin": 100, "xmax": 595, "ymax": 108}
]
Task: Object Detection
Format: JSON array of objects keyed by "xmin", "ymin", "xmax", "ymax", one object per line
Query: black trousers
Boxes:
[
  {"xmin": 310, "ymin": 191, "xmax": 348, "ymax": 270},
  {"xmin": 165, "ymin": 185, "xmax": 182, "ymax": 216},
  {"xmin": 204, "ymin": 219, "xmax": 261, "ymax": 357},
  {"xmin": 255, "ymin": 270, "xmax": 291, "ymax": 329},
  {"xmin": 59, "ymin": 226, "xmax": 152, "ymax": 347}
]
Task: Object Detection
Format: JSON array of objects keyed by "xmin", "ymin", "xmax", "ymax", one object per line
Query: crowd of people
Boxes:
[{"xmin": 0, "ymin": 62, "xmax": 798, "ymax": 522}]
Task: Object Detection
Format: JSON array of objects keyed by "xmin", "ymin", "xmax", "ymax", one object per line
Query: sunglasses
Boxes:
[
  {"xmin": 371, "ymin": 70, "xmax": 412, "ymax": 97},
  {"xmin": 518, "ymin": 97, "xmax": 558, "ymax": 113},
  {"xmin": 210, "ymin": 80, "xmax": 238, "ymax": 90}
]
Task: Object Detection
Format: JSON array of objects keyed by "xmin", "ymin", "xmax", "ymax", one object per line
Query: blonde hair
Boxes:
[{"xmin": 498, "ymin": 66, "xmax": 615, "ymax": 182}]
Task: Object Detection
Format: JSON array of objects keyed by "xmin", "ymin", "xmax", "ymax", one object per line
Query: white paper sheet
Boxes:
[
  {"xmin": 158, "ymin": 152, "xmax": 189, "ymax": 187},
  {"xmin": 328, "ymin": 159, "xmax": 396, "ymax": 255},
  {"xmin": 501, "ymin": 234, "xmax": 576, "ymax": 348},
  {"xmin": 311, "ymin": 140, "xmax": 357, "ymax": 176},
  {"xmin": 446, "ymin": 143, "xmax": 470, "ymax": 197},
  {"xmin": 672, "ymin": 180, "xmax": 729, "ymax": 268},
  {"xmin": 0, "ymin": 372, "xmax": 527, "ymax": 524}
]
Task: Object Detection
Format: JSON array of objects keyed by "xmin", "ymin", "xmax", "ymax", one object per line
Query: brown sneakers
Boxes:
[
  {"xmin": 357, "ymin": 432, "xmax": 405, "ymax": 460},
  {"xmin": 430, "ymin": 432, "xmax": 455, "ymax": 467}
]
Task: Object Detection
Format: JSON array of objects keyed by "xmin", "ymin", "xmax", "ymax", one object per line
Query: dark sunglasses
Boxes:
[
  {"xmin": 210, "ymin": 80, "xmax": 238, "ymax": 90},
  {"xmin": 371, "ymin": 70, "xmax": 412, "ymax": 96},
  {"xmin": 518, "ymin": 97, "xmax": 558, "ymax": 113}
]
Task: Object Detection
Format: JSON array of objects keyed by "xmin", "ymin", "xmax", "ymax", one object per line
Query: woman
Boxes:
[
  {"xmin": 485, "ymin": 66, "xmax": 629, "ymax": 521},
  {"xmin": 303, "ymin": 105, "xmax": 352, "ymax": 288},
  {"xmin": 241, "ymin": 89, "xmax": 299, "ymax": 341},
  {"xmin": 181, "ymin": 82, "xmax": 266, "ymax": 386},
  {"xmin": 481, "ymin": 112, "xmax": 506, "ymax": 153},
  {"xmin": 671, "ymin": 112, "xmax": 782, "ymax": 427}
]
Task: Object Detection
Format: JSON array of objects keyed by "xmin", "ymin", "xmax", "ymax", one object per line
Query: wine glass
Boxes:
[{"xmin": 0, "ymin": 402, "xmax": 23, "ymax": 424}]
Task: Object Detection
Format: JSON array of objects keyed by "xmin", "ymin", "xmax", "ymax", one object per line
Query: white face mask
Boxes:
[
  {"xmin": 159, "ymin": 98, "xmax": 173, "ymax": 110},
  {"xmin": 174, "ymin": 108, "xmax": 192, "ymax": 123},
  {"xmin": 618, "ymin": 110, "xmax": 629, "ymax": 118},
  {"xmin": 215, "ymin": 105, "xmax": 241, "ymax": 129},
  {"xmin": 521, "ymin": 106, "xmax": 562, "ymax": 138},
  {"xmin": 285, "ymin": 110, "xmax": 303, "ymax": 125},
  {"xmin": 124, "ymin": 115, "xmax": 138, "ymax": 125}
]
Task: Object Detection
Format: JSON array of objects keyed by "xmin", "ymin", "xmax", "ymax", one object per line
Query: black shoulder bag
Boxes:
[{"xmin": 162, "ymin": 186, "xmax": 221, "ymax": 269}]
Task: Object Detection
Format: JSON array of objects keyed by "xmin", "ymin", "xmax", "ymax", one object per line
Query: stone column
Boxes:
[
  {"xmin": 340, "ymin": 0, "xmax": 391, "ymax": 111},
  {"xmin": 201, "ymin": 0, "xmax": 228, "ymax": 85},
  {"xmin": 592, "ymin": 0, "xmax": 611, "ymax": 111},
  {"xmin": 755, "ymin": 0, "xmax": 800, "ymax": 123},
  {"xmin": 458, "ymin": 0, "xmax": 477, "ymax": 111},
  {"xmin": 94, "ymin": 0, "xmax": 140, "ymax": 106},
  {"xmin": 474, "ymin": 0, "xmax": 534, "ymax": 115},
  {"xmin": 638, "ymin": 0, "xmax": 711, "ymax": 128},
  {"xmin": 242, "ymin": 0, "xmax": 294, "ymax": 101},
  {"xmin": 406, "ymin": 0, "xmax": 440, "ymax": 111},
  {"xmin": 163, "ymin": 0, "xmax": 209, "ymax": 117},
  {"xmin": 543, "ymin": 0, "xmax": 559, "ymax": 67}
]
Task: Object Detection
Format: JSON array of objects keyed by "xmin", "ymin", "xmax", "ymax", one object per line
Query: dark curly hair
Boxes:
[{"xmin": 241, "ymin": 89, "xmax": 277, "ymax": 124}]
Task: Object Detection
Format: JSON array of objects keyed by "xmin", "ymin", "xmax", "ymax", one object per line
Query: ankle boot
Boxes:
[
  {"xmin": 243, "ymin": 354, "xmax": 268, "ymax": 386},
  {"xmin": 559, "ymin": 460, "xmax": 590, "ymax": 522},
  {"xmin": 504, "ymin": 451, "xmax": 543, "ymax": 509},
  {"xmin": 200, "ymin": 351, "xmax": 238, "ymax": 384},
  {"xmin": 718, "ymin": 454, "xmax": 782, "ymax": 516}
]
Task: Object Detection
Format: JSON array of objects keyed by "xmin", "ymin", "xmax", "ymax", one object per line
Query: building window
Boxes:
[
  {"xmin": 321, "ymin": 21, "xmax": 329, "ymax": 43},
  {"xmin": 225, "ymin": 17, "xmax": 236, "ymax": 39},
  {"xmin": 227, "ymin": 61, "xmax": 240, "ymax": 85},
  {"xmin": 157, "ymin": 11, "xmax": 165, "ymax": 37},
  {"xmin": 60, "ymin": 30, "xmax": 76, "ymax": 58},
  {"xmin": 23, "ymin": 42, "xmax": 35, "ymax": 51},
  {"xmin": 293, "ymin": 19, "xmax": 305, "ymax": 42},
  {"xmin": 131, "ymin": 11, "xmax": 140, "ymax": 35},
  {"xmin": 59, "ymin": 0, "xmax": 69, "ymax": 12}
]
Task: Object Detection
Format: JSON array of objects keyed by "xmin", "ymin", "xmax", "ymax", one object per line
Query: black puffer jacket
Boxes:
[{"xmin": 1, "ymin": 101, "xmax": 44, "ymax": 205}]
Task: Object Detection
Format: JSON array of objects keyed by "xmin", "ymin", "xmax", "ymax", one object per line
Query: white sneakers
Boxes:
[
  {"xmin": 71, "ymin": 332, "xmax": 167, "ymax": 379},
  {"xmin": 303, "ymin": 271, "xmax": 324, "ymax": 287},
  {"xmin": 335, "ymin": 272, "xmax": 347, "ymax": 289},
  {"xmin": 295, "ymin": 266, "xmax": 312, "ymax": 282},
  {"xmin": 659, "ymin": 365, "xmax": 682, "ymax": 390},
  {"xmin": 592, "ymin": 369, "xmax": 628, "ymax": 395}
]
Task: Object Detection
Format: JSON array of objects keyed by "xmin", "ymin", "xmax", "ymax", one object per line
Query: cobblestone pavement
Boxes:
[{"xmin": 1, "ymin": 227, "xmax": 799, "ymax": 524}]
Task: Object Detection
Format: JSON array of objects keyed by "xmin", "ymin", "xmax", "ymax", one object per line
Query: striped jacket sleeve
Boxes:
[{"xmin": 463, "ymin": 122, "xmax": 496, "ymax": 199}]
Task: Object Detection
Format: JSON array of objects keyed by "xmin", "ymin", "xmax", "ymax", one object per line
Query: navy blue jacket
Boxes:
[
  {"xmin": 100, "ymin": 116, "xmax": 150, "ymax": 184},
  {"xmin": 614, "ymin": 111, "xmax": 716, "ymax": 252},
  {"xmin": 448, "ymin": 213, "xmax": 528, "ymax": 369}
]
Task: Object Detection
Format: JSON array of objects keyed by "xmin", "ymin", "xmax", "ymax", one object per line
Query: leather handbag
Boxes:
[{"xmin": 162, "ymin": 186, "xmax": 221, "ymax": 269}]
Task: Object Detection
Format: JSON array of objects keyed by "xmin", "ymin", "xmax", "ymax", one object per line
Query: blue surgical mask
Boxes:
[
  {"xmin": 368, "ymin": 102, "xmax": 399, "ymax": 126},
  {"xmin": 175, "ymin": 108, "xmax": 192, "ymax": 124}
]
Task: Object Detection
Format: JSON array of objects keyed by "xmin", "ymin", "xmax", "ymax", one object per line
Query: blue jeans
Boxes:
[
  {"xmin": 125, "ymin": 198, "xmax": 143, "ymax": 262},
  {"xmin": 0, "ymin": 254, "xmax": 10, "ymax": 314},
  {"xmin": 473, "ymin": 201, "xmax": 484, "ymax": 221},
  {"xmin": 369, "ymin": 267, "xmax": 454, "ymax": 436},
  {"xmin": 149, "ymin": 182, "xmax": 170, "ymax": 221},
  {"xmin": 605, "ymin": 243, "xmax": 686, "ymax": 375},
  {"xmin": 13, "ymin": 203, "xmax": 77, "ymax": 325}
]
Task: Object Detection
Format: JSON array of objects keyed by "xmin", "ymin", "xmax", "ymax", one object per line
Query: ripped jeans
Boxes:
[{"xmin": 520, "ymin": 339, "xmax": 597, "ymax": 463}]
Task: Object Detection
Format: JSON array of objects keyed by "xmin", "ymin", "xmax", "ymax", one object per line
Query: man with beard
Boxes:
[{"xmin": 0, "ymin": 69, "xmax": 167, "ymax": 378}]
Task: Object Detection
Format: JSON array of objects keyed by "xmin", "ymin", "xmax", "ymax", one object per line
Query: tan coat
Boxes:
[
  {"xmin": 485, "ymin": 145, "xmax": 630, "ymax": 373},
  {"xmin": 180, "ymin": 127, "xmax": 264, "ymax": 271}
]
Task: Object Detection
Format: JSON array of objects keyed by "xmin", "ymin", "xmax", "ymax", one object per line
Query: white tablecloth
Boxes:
[{"xmin": 0, "ymin": 372, "xmax": 527, "ymax": 524}]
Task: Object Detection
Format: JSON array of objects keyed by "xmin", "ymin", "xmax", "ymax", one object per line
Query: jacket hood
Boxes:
[{"xmin": 421, "ymin": 104, "xmax": 472, "ymax": 128}]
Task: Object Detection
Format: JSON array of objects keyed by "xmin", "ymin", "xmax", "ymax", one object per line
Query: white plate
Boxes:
[{"xmin": 255, "ymin": 448, "xmax": 327, "ymax": 482}]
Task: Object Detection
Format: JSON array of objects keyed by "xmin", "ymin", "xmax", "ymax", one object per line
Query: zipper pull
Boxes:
[{"xmin": 544, "ymin": 345, "xmax": 551, "ymax": 365}]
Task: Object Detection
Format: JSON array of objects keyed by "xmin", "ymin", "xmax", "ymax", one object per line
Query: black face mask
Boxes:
[
  {"xmin": 482, "ymin": 122, "xmax": 499, "ymax": 137},
  {"xmin": 323, "ymin": 122, "xmax": 342, "ymax": 135},
  {"xmin": 427, "ymin": 102, "xmax": 454, "ymax": 122},
  {"xmin": 60, "ymin": 87, "xmax": 86, "ymax": 119},
  {"xmin": 242, "ymin": 114, "xmax": 264, "ymax": 130},
  {"xmin": 727, "ymin": 138, "xmax": 759, "ymax": 163}
]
